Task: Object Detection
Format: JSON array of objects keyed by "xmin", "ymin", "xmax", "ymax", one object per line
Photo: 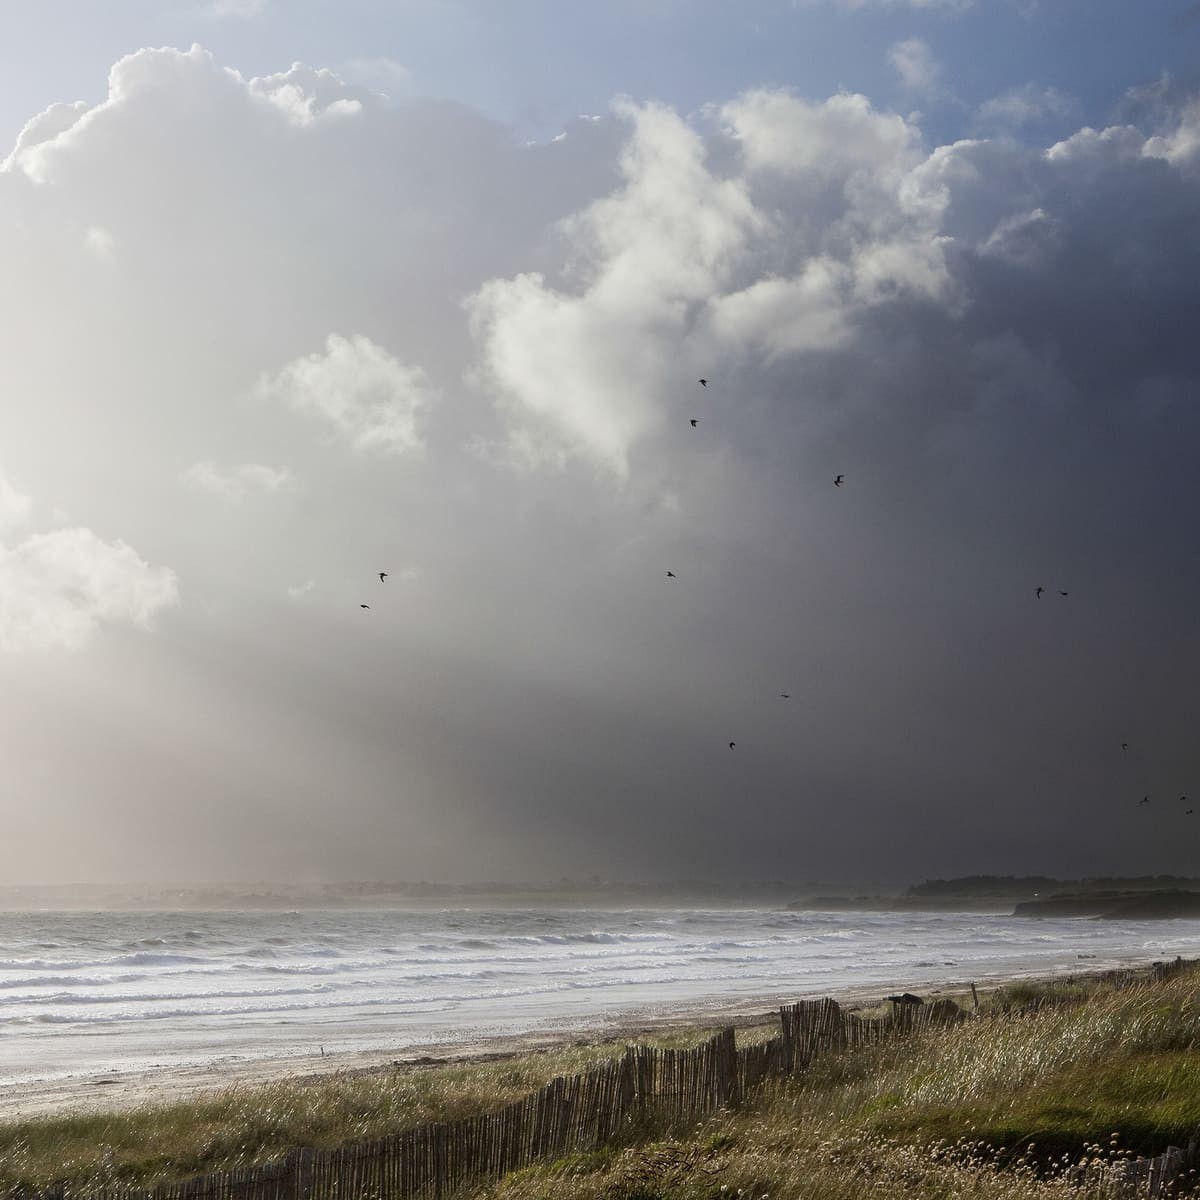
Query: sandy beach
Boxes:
[
  {"xmin": 4, "ymin": 991, "xmax": 789, "ymax": 1121},
  {"xmin": 3, "ymin": 958, "xmax": 1166, "ymax": 1122}
]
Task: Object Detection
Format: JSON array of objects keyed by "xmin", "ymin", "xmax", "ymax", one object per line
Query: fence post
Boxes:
[
  {"xmin": 718, "ymin": 1027, "xmax": 738, "ymax": 1108},
  {"xmin": 294, "ymin": 1148, "xmax": 314, "ymax": 1200}
]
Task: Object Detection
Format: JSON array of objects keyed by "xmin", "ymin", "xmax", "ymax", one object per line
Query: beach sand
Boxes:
[{"xmin": 3, "ymin": 960, "xmax": 1152, "ymax": 1122}]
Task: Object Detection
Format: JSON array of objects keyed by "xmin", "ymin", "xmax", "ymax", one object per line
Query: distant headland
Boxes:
[{"xmin": 788, "ymin": 874, "xmax": 1200, "ymax": 919}]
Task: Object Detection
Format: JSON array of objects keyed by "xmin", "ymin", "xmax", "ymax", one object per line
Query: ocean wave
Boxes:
[
  {"xmin": 0, "ymin": 973, "xmax": 143, "ymax": 990},
  {"xmin": 1, "ymin": 982, "xmax": 338, "ymax": 1006},
  {"xmin": 3, "ymin": 909, "xmax": 1197, "ymax": 1070},
  {"xmin": 118, "ymin": 952, "xmax": 213, "ymax": 967},
  {"xmin": 0, "ymin": 968, "xmax": 810, "ymax": 1028}
]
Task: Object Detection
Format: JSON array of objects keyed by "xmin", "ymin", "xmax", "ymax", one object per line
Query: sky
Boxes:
[{"xmin": 2, "ymin": 1, "xmax": 1200, "ymax": 888}]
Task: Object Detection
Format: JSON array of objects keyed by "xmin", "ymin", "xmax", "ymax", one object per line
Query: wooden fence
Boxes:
[
  {"xmin": 1073, "ymin": 1136, "xmax": 1199, "ymax": 1199},
  {"xmin": 19, "ymin": 960, "xmax": 1195, "ymax": 1200}
]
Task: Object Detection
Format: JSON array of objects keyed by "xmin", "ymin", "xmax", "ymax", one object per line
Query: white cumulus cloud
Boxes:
[
  {"xmin": 469, "ymin": 88, "xmax": 965, "ymax": 471},
  {"xmin": 889, "ymin": 38, "xmax": 942, "ymax": 95},
  {"xmin": 1, "ymin": 100, "xmax": 88, "ymax": 180},
  {"xmin": 181, "ymin": 461, "xmax": 293, "ymax": 501},
  {"xmin": 257, "ymin": 334, "xmax": 434, "ymax": 456},
  {"xmin": 248, "ymin": 63, "xmax": 366, "ymax": 125},
  {"xmin": 977, "ymin": 84, "xmax": 1076, "ymax": 130},
  {"xmin": 0, "ymin": 527, "xmax": 179, "ymax": 652},
  {"xmin": 720, "ymin": 89, "xmax": 922, "ymax": 181},
  {"xmin": 469, "ymin": 100, "xmax": 762, "ymax": 476}
]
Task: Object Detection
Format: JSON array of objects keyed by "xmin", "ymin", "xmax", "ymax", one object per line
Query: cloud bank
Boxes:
[{"xmin": 2, "ymin": 45, "xmax": 1199, "ymax": 883}]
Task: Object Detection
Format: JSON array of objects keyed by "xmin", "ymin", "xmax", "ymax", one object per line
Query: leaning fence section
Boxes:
[
  {"xmin": 21, "ymin": 1003, "xmax": 922, "ymax": 1200},
  {"xmin": 21, "ymin": 960, "xmax": 1195, "ymax": 1200}
]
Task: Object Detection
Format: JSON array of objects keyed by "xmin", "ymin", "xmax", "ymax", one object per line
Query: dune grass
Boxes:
[
  {"xmin": 0, "ymin": 1024, "xmax": 774, "ymax": 1195},
  {"xmin": 0, "ymin": 1044, "xmax": 609, "ymax": 1193},
  {"xmin": 469, "ymin": 968, "xmax": 1200, "ymax": 1199}
]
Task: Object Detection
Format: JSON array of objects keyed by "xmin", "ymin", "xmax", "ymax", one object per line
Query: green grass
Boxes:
[{"xmin": 877, "ymin": 1051, "xmax": 1200, "ymax": 1159}]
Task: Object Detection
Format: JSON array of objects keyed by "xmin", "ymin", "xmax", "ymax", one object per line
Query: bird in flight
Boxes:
[
  {"xmin": 666, "ymin": 570, "xmax": 676, "ymax": 579},
  {"xmin": 360, "ymin": 604, "xmax": 370, "ymax": 610},
  {"xmin": 834, "ymin": 474, "xmax": 844, "ymax": 487},
  {"xmin": 780, "ymin": 692, "xmax": 790, "ymax": 699},
  {"xmin": 690, "ymin": 419, "xmax": 698, "ymax": 428},
  {"xmin": 1139, "ymin": 795, "xmax": 1150, "ymax": 805},
  {"xmin": 698, "ymin": 378, "xmax": 708, "ymax": 387},
  {"xmin": 1122, "ymin": 742, "xmax": 1129, "ymax": 750},
  {"xmin": 728, "ymin": 741, "xmax": 736, "ymax": 750},
  {"xmin": 1035, "ymin": 587, "xmax": 1045, "ymax": 599},
  {"xmin": 1188, "ymin": 808, "xmax": 1195, "ymax": 816},
  {"xmin": 1059, "ymin": 591, "xmax": 1069, "ymax": 597},
  {"xmin": 1181, "ymin": 796, "xmax": 1188, "ymax": 804},
  {"xmin": 379, "ymin": 572, "xmax": 388, "ymax": 582}
]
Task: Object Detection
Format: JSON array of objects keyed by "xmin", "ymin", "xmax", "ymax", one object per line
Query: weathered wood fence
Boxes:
[
  {"xmin": 20, "ymin": 1001, "xmax": 924, "ymax": 1200},
  {"xmin": 19, "ymin": 959, "xmax": 1195, "ymax": 1200}
]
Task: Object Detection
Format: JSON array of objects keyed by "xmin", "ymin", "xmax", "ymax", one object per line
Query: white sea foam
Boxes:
[{"xmin": 0, "ymin": 907, "xmax": 1196, "ymax": 1088}]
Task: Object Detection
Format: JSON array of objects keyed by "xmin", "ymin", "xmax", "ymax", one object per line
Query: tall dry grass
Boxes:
[
  {"xmin": 0, "ymin": 1024, "xmax": 774, "ymax": 1195},
  {"xmin": 470, "ymin": 970, "xmax": 1200, "ymax": 1199}
]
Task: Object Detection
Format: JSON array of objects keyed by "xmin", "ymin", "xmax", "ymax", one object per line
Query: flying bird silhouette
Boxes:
[
  {"xmin": 1035, "ymin": 586, "xmax": 1044, "ymax": 598},
  {"xmin": 698, "ymin": 378, "xmax": 708, "ymax": 387},
  {"xmin": 834, "ymin": 474, "xmax": 844, "ymax": 487},
  {"xmin": 1122, "ymin": 742, "xmax": 1129, "ymax": 750},
  {"xmin": 360, "ymin": 604, "xmax": 370, "ymax": 610},
  {"xmin": 1059, "ymin": 591, "xmax": 1069, "ymax": 596},
  {"xmin": 378, "ymin": 572, "xmax": 388, "ymax": 582},
  {"xmin": 689, "ymin": 419, "xmax": 698, "ymax": 428},
  {"xmin": 666, "ymin": 570, "xmax": 676, "ymax": 579},
  {"xmin": 780, "ymin": 693, "xmax": 790, "ymax": 699},
  {"xmin": 728, "ymin": 742, "xmax": 736, "ymax": 750},
  {"xmin": 1140, "ymin": 795, "xmax": 1150, "ymax": 805}
]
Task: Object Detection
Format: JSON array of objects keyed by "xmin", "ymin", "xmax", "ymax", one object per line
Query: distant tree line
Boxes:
[{"xmin": 907, "ymin": 874, "xmax": 1199, "ymax": 898}]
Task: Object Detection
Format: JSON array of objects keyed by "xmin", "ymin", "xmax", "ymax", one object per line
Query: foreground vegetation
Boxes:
[
  {"xmin": 476, "ymin": 969, "xmax": 1200, "ymax": 1199},
  {"xmin": 0, "ymin": 1026, "xmax": 772, "ymax": 1195},
  {"xmin": 4, "ymin": 968, "xmax": 1200, "ymax": 1197}
]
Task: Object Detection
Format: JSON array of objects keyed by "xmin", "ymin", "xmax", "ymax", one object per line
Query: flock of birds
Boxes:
[
  {"xmin": 353, "ymin": 376, "xmax": 1189, "ymax": 819},
  {"xmin": 1130, "ymin": 734, "xmax": 1192, "ymax": 815},
  {"xmin": 359, "ymin": 572, "xmax": 388, "ymax": 608}
]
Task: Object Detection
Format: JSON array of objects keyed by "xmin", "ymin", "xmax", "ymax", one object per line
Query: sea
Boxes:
[{"xmin": 3, "ymin": 907, "xmax": 1198, "ymax": 1089}]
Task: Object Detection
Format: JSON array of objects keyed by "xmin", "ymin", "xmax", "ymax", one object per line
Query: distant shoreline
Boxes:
[{"xmin": 6, "ymin": 874, "xmax": 1199, "ymax": 914}]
